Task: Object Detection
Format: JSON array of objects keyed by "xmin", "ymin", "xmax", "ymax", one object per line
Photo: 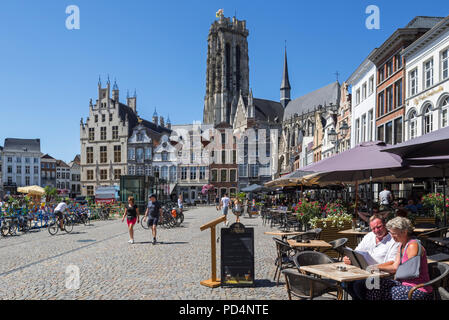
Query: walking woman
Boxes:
[
  {"xmin": 121, "ymin": 196, "xmax": 140, "ymax": 244},
  {"xmin": 232, "ymin": 198, "xmax": 243, "ymax": 223}
]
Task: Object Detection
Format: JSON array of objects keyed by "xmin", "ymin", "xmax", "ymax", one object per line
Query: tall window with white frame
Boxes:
[
  {"xmin": 361, "ymin": 114, "xmax": 367, "ymax": 143},
  {"xmin": 423, "ymin": 104, "xmax": 433, "ymax": 134},
  {"xmin": 424, "ymin": 59, "xmax": 433, "ymax": 89},
  {"xmin": 368, "ymin": 109, "xmax": 374, "ymax": 141},
  {"xmin": 441, "ymin": 48, "xmax": 449, "ymax": 81},
  {"xmin": 362, "ymin": 83, "xmax": 367, "ymax": 101},
  {"xmin": 409, "ymin": 110, "xmax": 417, "ymax": 140},
  {"xmin": 409, "ymin": 69, "xmax": 418, "ymax": 96},
  {"xmin": 355, "ymin": 118, "xmax": 360, "ymax": 145},
  {"xmin": 369, "ymin": 76, "xmax": 374, "ymax": 95},
  {"xmin": 441, "ymin": 96, "xmax": 449, "ymax": 128}
]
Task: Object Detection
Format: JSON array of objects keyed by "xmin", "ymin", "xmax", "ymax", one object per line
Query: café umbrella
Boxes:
[
  {"xmin": 381, "ymin": 125, "xmax": 449, "ymax": 158},
  {"xmin": 296, "ymin": 141, "xmax": 405, "ymax": 213}
]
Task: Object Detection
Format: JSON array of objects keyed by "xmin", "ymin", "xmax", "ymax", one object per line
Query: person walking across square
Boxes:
[{"xmin": 143, "ymin": 194, "xmax": 163, "ymax": 245}]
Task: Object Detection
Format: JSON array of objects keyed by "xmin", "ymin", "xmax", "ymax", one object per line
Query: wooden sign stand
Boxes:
[{"xmin": 199, "ymin": 215, "xmax": 227, "ymax": 288}]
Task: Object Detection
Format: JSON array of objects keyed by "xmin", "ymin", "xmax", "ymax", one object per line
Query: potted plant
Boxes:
[
  {"xmin": 294, "ymin": 198, "xmax": 321, "ymax": 231},
  {"xmin": 421, "ymin": 193, "xmax": 447, "ymax": 226}
]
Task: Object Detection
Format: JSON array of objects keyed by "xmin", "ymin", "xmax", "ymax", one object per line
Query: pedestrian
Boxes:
[
  {"xmin": 232, "ymin": 198, "xmax": 243, "ymax": 223},
  {"xmin": 143, "ymin": 194, "xmax": 163, "ymax": 245},
  {"xmin": 215, "ymin": 194, "xmax": 220, "ymax": 211},
  {"xmin": 178, "ymin": 194, "xmax": 183, "ymax": 214},
  {"xmin": 220, "ymin": 193, "xmax": 231, "ymax": 226},
  {"xmin": 121, "ymin": 196, "xmax": 140, "ymax": 244},
  {"xmin": 379, "ymin": 186, "xmax": 393, "ymax": 210}
]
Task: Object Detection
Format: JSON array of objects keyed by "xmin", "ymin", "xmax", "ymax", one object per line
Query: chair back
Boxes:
[
  {"xmin": 428, "ymin": 262, "xmax": 449, "ymax": 289},
  {"xmin": 329, "ymin": 237, "xmax": 348, "ymax": 255},
  {"xmin": 282, "ymin": 269, "xmax": 337, "ymax": 299},
  {"xmin": 293, "ymin": 251, "xmax": 333, "ymax": 270},
  {"xmin": 273, "ymin": 237, "xmax": 292, "ymax": 259},
  {"xmin": 309, "ymin": 228, "xmax": 322, "ymax": 239}
]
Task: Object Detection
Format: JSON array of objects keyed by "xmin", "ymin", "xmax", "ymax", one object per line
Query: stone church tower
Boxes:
[{"xmin": 203, "ymin": 15, "xmax": 250, "ymax": 126}]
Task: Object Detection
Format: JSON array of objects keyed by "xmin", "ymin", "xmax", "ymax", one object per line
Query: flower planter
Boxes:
[{"xmin": 314, "ymin": 221, "xmax": 358, "ymax": 259}]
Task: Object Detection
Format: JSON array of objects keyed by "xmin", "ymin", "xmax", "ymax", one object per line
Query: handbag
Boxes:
[{"xmin": 394, "ymin": 239, "xmax": 422, "ymax": 280}]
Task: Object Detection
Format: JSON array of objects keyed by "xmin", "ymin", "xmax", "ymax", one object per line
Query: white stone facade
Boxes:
[
  {"xmin": 403, "ymin": 18, "xmax": 449, "ymax": 140},
  {"xmin": 348, "ymin": 57, "xmax": 377, "ymax": 148}
]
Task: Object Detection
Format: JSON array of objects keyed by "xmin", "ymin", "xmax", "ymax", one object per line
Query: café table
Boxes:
[
  {"xmin": 264, "ymin": 231, "xmax": 306, "ymax": 241},
  {"xmin": 287, "ymin": 239, "xmax": 332, "ymax": 250},
  {"xmin": 299, "ymin": 262, "xmax": 390, "ymax": 300}
]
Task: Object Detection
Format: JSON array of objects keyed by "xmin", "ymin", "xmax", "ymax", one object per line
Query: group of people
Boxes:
[
  {"xmin": 344, "ymin": 214, "xmax": 433, "ymax": 300},
  {"xmin": 216, "ymin": 193, "xmax": 246, "ymax": 226}
]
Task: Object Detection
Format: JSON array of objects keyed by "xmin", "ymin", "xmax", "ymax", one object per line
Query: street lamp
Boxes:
[{"xmin": 328, "ymin": 121, "xmax": 349, "ymax": 154}]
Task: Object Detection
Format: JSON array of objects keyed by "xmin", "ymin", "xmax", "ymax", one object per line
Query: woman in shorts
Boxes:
[
  {"xmin": 232, "ymin": 199, "xmax": 243, "ymax": 223},
  {"xmin": 121, "ymin": 196, "xmax": 140, "ymax": 244}
]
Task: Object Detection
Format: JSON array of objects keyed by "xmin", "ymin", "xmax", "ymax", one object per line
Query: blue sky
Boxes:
[{"xmin": 0, "ymin": 0, "xmax": 448, "ymax": 163}]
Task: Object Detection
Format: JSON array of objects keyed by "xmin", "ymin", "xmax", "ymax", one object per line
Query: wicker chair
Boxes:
[
  {"xmin": 322, "ymin": 238, "xmax": 348, "ymax": 262},
  {"xmin": 282, "ymin": 269, "xmax": 343, "ymax": 300},
  {"xmin": 407, "ymin": 262, "xmax": 449, "ymax": 300},
  {"xmin": 272, "ymin": 237, "xmax": 295, "ymax": 285}
]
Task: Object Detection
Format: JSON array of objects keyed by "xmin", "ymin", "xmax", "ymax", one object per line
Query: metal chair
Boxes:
[
  {"xmin": 282, "ymin": 269, "xmax": 343, "ymax": 300},
  {"xmin": 407, "ymin": 262, "xmax": 449, "ymax": 300},
  {"xmin": 322, "ymin": 238, "xmax": 348, "ymax": 262},
  {"xmin": 272, "ymin": 237, "xmax": 295, "ymax": 285},
  {"xmin": 292, "ymin": 250, "xmax": 334, "ymax": 270}
]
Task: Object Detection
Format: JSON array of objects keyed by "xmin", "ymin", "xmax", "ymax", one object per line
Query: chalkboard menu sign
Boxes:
[{"xmin": 220, "ymin": 222, "xmax": 254, "ymax": 287}]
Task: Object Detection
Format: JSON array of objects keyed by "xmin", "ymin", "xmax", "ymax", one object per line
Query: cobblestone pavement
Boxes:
[{"xmin": 0, "ymin": 206, "xmax": 337, "ymax": 300}]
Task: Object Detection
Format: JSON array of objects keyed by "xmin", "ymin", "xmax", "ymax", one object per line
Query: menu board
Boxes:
[{"xmin": 220, "ymin": 222, "xmax": 254, "ymax": 287}]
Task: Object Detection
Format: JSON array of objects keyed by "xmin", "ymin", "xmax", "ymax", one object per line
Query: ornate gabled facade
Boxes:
[{"xmin": 80, "ymin": 78, "xmax": 170, "ymax": 197}]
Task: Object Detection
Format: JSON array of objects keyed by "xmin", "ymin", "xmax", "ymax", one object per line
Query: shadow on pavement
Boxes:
[
  {"xmin": 254, "ymin": 279, "xmax": 280, "ymax": 288},
  {"xmin": 134, "ymin": 241, "xmax": 189, "ymax": 245}
]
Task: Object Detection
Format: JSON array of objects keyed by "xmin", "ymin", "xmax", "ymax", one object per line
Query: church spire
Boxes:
[{"xmin": 280, "ymin": 45, "xmax": 291, "ymax": 108}]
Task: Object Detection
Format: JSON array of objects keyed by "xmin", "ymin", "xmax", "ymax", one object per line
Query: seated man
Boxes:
[
  {"xmin": 404, "ymin": 199, "xmax": 418, "ymax": 214},
  {"xmin": 343, "ymin": 214, "xmax": 400, "ymax": 300}
]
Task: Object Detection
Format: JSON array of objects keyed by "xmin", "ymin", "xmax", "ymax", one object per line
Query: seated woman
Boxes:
[{"xmin": 366, "ymin": 216, "xmax": 432, "ymax": 300}]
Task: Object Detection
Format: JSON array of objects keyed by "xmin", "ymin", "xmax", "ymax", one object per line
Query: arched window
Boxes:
[
  {"xmin": 409, "ymin": 110, "xmax": 417, "ymax": 140},
  {"xmin": 423, "ymin": 104, "xmax": 433, "ymax": 134},
  {"xmin": 441, "ymin": 96, "xmax": 449, "ymax": 128}
]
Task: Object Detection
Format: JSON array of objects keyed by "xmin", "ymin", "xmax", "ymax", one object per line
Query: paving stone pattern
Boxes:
[{"xmin": 0, "ymin": 207, "xmax": 335, "ymax": 300}]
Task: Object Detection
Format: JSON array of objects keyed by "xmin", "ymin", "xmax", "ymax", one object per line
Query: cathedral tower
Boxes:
[{"xmin": 203, "ymin": 15, "xmax": 250, "ymax": 126}]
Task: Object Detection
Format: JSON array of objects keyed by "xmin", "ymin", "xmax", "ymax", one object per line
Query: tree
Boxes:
[{"xmin": 44, "ymin": 186, "xmax": 58, "ymax": 203}]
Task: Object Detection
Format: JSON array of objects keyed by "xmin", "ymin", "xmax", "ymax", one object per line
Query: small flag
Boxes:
[{"xmin": 216, "ymin": 9, "xmax": 224, "ymax": 18}]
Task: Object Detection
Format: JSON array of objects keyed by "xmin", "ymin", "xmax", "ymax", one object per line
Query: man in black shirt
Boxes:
[{"xmin": 143, "ymin": 194, "xmax": 163, "ymax": 245}]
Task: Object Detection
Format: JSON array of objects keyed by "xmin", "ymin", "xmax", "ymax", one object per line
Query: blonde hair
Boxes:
[{"xmin": 128, "ymin": 196, "xmax": 135, "ymax": 204}]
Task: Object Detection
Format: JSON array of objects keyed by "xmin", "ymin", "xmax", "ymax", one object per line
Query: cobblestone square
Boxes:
[{"xmin": 0, "ymin": 206, "xmax": 293, "ymax": 300}]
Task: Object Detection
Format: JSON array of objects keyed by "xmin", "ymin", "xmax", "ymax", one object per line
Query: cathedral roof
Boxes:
[
  {"xmin": 283, "ymin": 81, "xmax": 340, "ymax": 121},
  {"xmin": 253, "ymin": 98, "xmax": 283, "ymax": 123}
]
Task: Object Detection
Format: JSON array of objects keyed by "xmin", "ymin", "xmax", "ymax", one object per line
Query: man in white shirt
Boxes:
[
  {"xmin": 54, "ymin": 200, "xmax": 71, "ymax": 231},
  {"xmin": 220, "ymin": 194, "xmax": 231, "ymax": 226},
  {"xmin": 379, "ymin": 187, "xmax": 393, "ymax": 208},
  {"xmin": 343, "ymin": 214, "xmax": 399, "ymax": 300}
]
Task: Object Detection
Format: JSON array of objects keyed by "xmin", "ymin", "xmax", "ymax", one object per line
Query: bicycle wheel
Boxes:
[
  {"xmin": 1, "ymin": 223, "xmax": 9, "ymax": 237},
  {"xmin": 141, "ymin": 218, "xmax": 149, "ymax": 230},
  {"xmin": 165, "ymin": 213, "xmax": 176, "ymax": 228},
  {"xmin": 83, "ymin": 215, "xmax": 90, "ymax": 226},
  {"xmin": 48, "ymin": 220, "xmax": 58, "ymax": 235},
  {"xmin": 9, "ymin": 221, "xmax": 17, "ymax": 236},
  {"xmin": 64, "ymin": 217, "xmax": 74, "ymax": 233}
]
